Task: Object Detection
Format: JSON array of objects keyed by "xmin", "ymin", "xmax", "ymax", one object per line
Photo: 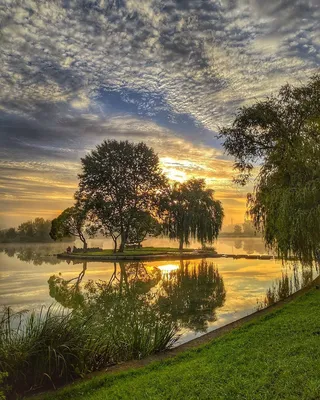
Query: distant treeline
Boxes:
[
  {"xmin": 220, "ymin": 220, "xmax": 262, "ymax": 238},
  {"xmin": 0, "ymin": 218, "xmax": 73, "ymax": 243}
]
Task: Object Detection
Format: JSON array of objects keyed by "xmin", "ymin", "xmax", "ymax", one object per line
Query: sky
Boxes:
[{"xmin": 0, "ymin": 0, "xmax": 319, "ymax": 228}]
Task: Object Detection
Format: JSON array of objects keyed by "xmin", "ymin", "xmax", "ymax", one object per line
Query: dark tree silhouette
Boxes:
[
  {"xmin": 162, "ymin": 179, "xmax": 224, "ymax": 250},
  {"xmin": 50, "ymin": 206, "xmax": 88, "ymax": 250},
  {"xmin": 77, "ymin": 140, "xmax": 167, "ymax": 252}
]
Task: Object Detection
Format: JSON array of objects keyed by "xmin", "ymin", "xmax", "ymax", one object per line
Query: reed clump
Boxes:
[{"xmin": 0, "ymin": 305, "xmax": 177, "ymax": 398}]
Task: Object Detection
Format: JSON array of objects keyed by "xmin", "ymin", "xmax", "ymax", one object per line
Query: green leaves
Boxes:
[{"xmin": 220, "ymin": 75, "xmax": 320, "ymax": 264}]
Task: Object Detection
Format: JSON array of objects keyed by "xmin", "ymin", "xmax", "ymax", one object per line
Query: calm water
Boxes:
[{"xmin": 0, "ymin": 238, "xmax": 318, "ymax": 345}]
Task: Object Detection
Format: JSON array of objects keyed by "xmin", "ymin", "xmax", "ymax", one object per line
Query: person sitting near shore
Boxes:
[{"xmin": 66, "ymin": 246, "xmax": 71, "ymax": 254}]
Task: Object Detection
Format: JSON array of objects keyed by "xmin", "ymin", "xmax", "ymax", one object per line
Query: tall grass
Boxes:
[{"xmin": 0, "ymin": 305, "xmax": 177, "ymax": 398}]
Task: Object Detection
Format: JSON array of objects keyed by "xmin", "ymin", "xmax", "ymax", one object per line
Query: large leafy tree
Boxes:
[
  {"xmin": 78, "ymin": 140, "xmax": 167, "ymax": 252},
  {"xmin": 219, "ymin": 75, "xmax": 320, "ymax": 263},
  {"xmin": 162, "ymin": 178, "xmax": 224, "ymax": 250},
  {"xmin": 50, "ymin": 206, "xmax": 88, "ymax": 250}
]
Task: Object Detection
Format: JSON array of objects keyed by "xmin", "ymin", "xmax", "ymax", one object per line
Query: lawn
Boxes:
[
  {"xmin": 78, "ymin": 247, "xmax": 196, "ymax": 256},
  {"xmin": 38, "ymin": 286, "xmax": 320, "ymax": 400}
]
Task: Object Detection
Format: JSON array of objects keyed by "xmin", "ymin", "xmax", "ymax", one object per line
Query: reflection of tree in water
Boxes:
[
  {"xmin": 231, "ymin": 239, "xmax": 267, "ymax": 254},
  {"xmin": 48, "ymin": 262, "xmax": 87, "ymax": 309},
  {"xmin": 158, "ymin": 260, "xmax": 226, "ymax": 332},
  {"xmin": 106, "ymin": 262, "xmax": 162, "ymax": 296},
  {"xmin": 4, "ymin": 247, "xmax": 16, "ymax": 258},
  {"xmin": 259, "ymin": 263, "xmax": 319, "ymax": 309},
  {"xmin": 48, "ymin": 260, "xmax": 226, "ymax": 334},
  {"xmin": 0, "ymin": 245, "xmax": 63, "ymax": 265},
  {"xmin": 48, "ymin": 262, "xmax": 176, "ymax": 357},
  {"xmin": 242, "ymin": 240, "xmax": 266, "ymax": 255}
]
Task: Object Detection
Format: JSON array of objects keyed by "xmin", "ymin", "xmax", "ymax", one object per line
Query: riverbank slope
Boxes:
[{"xmin": 39, "ymin": 279, "xmax": 320, "ymax": 400}]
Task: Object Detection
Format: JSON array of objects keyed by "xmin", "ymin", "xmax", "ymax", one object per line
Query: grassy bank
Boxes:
[
  {"xmin": 75, "ymin": 247, "xmax": 195, "ymax": 256},
  {"xmin": 39, "ymin": 286, "xmax": 320, "ymax": 400}
]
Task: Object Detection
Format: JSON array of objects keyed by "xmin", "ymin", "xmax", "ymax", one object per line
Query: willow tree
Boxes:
[
  {"xmin": 162, "ymin": 179, "xmax": 224, "ymax": 250},
  {"xmin": 219, "ymin": 75, "xmax": 320, "ymax": 263}
]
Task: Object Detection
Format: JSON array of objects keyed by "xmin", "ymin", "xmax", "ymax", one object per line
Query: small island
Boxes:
[{"xmin": 58, "ymin": 246, "xmax": 276, "ymax": 261}]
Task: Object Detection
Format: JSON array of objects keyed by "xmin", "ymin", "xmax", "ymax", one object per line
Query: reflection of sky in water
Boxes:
[{"xmin": 0, "ymin": 240, "xmax": 317, "ymax": 345}]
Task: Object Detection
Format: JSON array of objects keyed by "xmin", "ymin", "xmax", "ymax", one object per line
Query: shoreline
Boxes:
[
  {"xmin": 57, "ymin": 251, "xmax": 291, "ymax": 262},
  {"xmin": 33, "ymin": 274, "xmax": 320, "ymax": 399},
  {"xmin": 87, "ymin": 273, "xmax": 320, "ymax": 373}
]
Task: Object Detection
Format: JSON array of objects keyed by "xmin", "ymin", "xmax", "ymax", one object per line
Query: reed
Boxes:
[{"xmin": 0, "ymin": 305, "xmax": 177, "ymax": 398}]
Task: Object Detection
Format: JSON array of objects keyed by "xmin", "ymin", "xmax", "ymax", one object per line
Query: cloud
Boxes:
[
  {"xmin": 1, "ymin": 0, "xmax": 318, "ymax": 129},
  {"xmin": 0, "ymin": 0, "xmax": 318, "ymax": 226}
]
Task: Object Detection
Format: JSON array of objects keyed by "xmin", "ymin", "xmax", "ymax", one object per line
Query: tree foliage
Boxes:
[
  {"xmin": 219, "ymin": 75, "xmax": 320, "ymax": 263},
  {"xmin": 78, "ymin": 140, "xmax": 167, "ymax": 252},
  {"xmin": 162, "ymin": 178, "xmax": 224, "ymax": 250},
  {"xmin": 50, "ymin": 207, "xmax": 88, "ymax": 249},
  {"xmin": 127, "ymin": 211, "xmax": 161, "ymax": 247},
  {"xmin": 0, "ymin": 218, "xmax": 53, "ymax": 243}
]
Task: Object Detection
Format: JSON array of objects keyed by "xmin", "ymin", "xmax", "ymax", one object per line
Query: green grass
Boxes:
[
  {"xmin": 39, "ymin": 287, "xmax": 320, "ymax": 400},
  {"xmin": 80, "ymin": 247, "xmax": 196, "ymax": 256}
]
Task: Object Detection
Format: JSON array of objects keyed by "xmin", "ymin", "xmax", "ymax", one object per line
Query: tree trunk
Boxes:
[
  {"xmin": 83, "ymin": 240, "xmax": 88, "ymax": 252},
  {"xmin": 179, "ymin": 237, "xmax": 184, "ymax": 251},
  {"xmin": 113, "ymin": 237, "xmax": 118, "ymax": 253},
  {"xmin": 119, "ymin": 231, "xmax": 127, "ymax": 253}
]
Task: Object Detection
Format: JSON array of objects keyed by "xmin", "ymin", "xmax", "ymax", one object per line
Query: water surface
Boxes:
[{"xmin": 0, "ymin": 239, "xmax": 317, "ymax": 345}]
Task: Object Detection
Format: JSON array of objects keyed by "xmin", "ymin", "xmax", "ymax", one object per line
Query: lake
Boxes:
[{"xmin": 0, "ymin": 238, "xmax": 318, "ymax": 345}]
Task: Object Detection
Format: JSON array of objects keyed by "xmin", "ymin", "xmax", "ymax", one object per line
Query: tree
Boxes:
[
  {"xmin": 127, "ymin": 211, "xmax": 161, "ymax": 247},
  {"xmin": 5, "ymin": 228, "xmax": 17, "ymax": 240},
  {"xmin": 85, "ymin": 196, "xmax": 122, "ymax": 253},
  {"xmin": 50, "ymin": 207, "xmax": 88, "ymax": 250},
  {"xmin": 242, "ymin": 219, "xmax": 256, "ymax": 236},
  {"xmin": 78, "ymin": 140, "xmax": 167, "ymax": 252},
  {"xmin": 234, "ymin": 224, "xmax": 242, "ymax": 235},
  {"xmin": 219, "ymin": 75, "xmax": 320, "ymax": 263},
  {"xmin": 162, "ymin": 178, "xmax": 224, "ymax": 250},
  {"xmin": 18, "ymin": 221, "xmax": 34, "ymax": 238},
  {"xmin": 33, "ymin": 218, "xmax": 51, "ymax": 239}
]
